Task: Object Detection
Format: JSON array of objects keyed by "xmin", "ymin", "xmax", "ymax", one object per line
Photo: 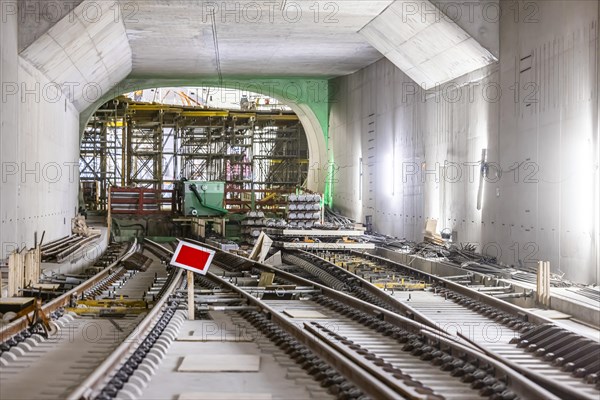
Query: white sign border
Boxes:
[{"xmin": 170, "ymin": 240, "xmax": 216, "ymax": 276}]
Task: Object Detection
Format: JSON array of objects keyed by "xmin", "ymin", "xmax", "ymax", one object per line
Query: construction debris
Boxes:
[{"xmin": 72, "ymin": 215, "xmax": 101, "ymax": 237}]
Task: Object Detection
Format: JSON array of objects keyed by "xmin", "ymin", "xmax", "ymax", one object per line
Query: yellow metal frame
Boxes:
[{"xmin": 66, "ymin": 299, "xmax": 150, "ymax": 315}]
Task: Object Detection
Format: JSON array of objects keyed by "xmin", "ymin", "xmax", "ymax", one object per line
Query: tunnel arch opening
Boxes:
[
  {"xmin": 79, "ymin": 85, "xmax": 328, "ymax": 217},
  {"xmin": 81, "ymin": 80, "xmax": 329, "ymax": 190}
]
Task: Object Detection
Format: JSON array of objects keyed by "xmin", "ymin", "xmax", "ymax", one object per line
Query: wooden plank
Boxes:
[
  {"xmin": 35, "ymin": 247, "xmax": 41, "ymax": 283},
  {"xmin": 425, "ymin": 219, "xmax": 437, "ymax": 235},
  {"xmin": 0, "ymin": 297, "xmax": 36, "ymax": 305},
  {"xmin": 258, "ymin": 272, "xmax": 275, "ymax": 287},
  {"xmin": 7, "ymin": 251, "xmax": 25, "ymax": 297},
  {"xmin": 24, "ymin": 248, "xmax": 40, "ymax": 287},
  {"xmin": 0, "ymin": 297, "xmax": 35, "ymax": 314},
  {"xmin": 30, "ymin": 283, "xmax": 60, "ymax": 290}
]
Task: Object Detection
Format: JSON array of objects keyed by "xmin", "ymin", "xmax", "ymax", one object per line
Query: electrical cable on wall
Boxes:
[{"xmin": 476, "ymin": 148, "xmax": 487, "ymax": 211}]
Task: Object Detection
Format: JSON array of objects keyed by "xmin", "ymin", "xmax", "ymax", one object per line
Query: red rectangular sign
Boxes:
[{"xmin": 170, "ymin": 241, "xmax": 216, "ymax": 275}]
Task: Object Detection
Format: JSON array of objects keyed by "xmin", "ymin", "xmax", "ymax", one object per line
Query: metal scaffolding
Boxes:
[
  {"xmin": 79, "ymin": 105, "xmax": 125, "ymax": 210},
  {"xmin": 80, "ymin": 98, "xmax": 308, "ymax": 214}
]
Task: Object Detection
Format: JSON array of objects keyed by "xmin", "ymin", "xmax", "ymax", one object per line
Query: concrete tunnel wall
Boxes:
[
  {"xmin": 0, "ymin": 7, "xmax": 332, "ymax": 259},
  {"xmin": 1, "ymin": 0, "xmax": 599, "ymax": 285},
  {"xmin": 1, "ymin": 10, "xmax": 80, "ymax": 259},
  {"xmin": 1, "ymin": 0, "xmax": 132, "ymax": 260},
  {"xmin": 1, "ymin": 0, "xmax": 332, "ymax": 259},
  {"xmin": 329, "ymin": 0, "xmax": 600, "ymax": 284}
]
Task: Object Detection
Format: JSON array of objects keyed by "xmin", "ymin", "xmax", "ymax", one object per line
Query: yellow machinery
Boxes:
[
  {"xmin": 330, "ymin": 255, "xmax": 430, "ymax": 291},
  {"xmin": 373, "ymin": 278, "xmax": 429, "ymax": 291},
  {"xmin": 66, "ymin": 299, "xmax": 149, "ymax": 317}
]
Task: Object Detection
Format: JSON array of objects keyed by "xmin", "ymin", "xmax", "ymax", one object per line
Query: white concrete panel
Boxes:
[
  {"xmin": 1, "ymin": 7, "xmax": 20, "ymax": 258},
  {"xmin": 331, "ymin": 0, "xmax": 598, "ymax": 283},
  {"xmin": 1, "ymin": 56, "xmax": 80, "ymax": 258},
  {"xmin": 125, "ymin": 0, "xmax": 392, "ymax": 78},
  {"xmin": 359, "ymin": 0, "xmax": 497, "ymax": 89},
  {"xmin": 20, "ymin": 0, "xmax": 133, "ymax": 111},
  {"xmin": 17, "ymin": 1, "xmax": 85, "ymax": 51},
  {"xmin": 1, "ymin": 1, "xmax": 82, "ymax": 260},
  {"xmin": 430, "ymin": 0, "xmax": 499, "ymax": 58},
  {"xmin": 14, "ymin": 57, "xmax": 80, "ymax": 250},
  {"xmin": 178, "ymin": 355, "xmax": 260, "ymax": 372}
]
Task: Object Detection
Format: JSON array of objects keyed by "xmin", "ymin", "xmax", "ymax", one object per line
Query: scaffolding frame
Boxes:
[{"xmin": 80, "ymin": 98, "xmax": 308, "ymax": 214}]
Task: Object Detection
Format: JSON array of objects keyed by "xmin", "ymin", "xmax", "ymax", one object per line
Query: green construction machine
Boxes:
[{"xmin": 176, "ymin": 180, "xmax": 228, "ymax": 217}]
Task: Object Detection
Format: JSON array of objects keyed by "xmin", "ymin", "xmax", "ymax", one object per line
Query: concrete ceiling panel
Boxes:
[
  {"xmin": 430, "ymin": 0, "xmax": 500, "ymax": 58},
  {"xmin": 18, "ymin": 0, "xmax": 85, "ymax": 51},
  {"xmin": 122, "ymin": 0, "xmax": 393, "ymax": 78},
  {"xmin": 20, "ymin": 1, "xmax": 133, "ymax": 111},
  {"xmin": 359, "ymin": 0, "xmax": 497, "ymax": 89}
]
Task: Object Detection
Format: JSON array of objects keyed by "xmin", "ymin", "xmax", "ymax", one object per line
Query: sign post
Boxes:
[
  {"xmin": 187, "ymin": 271, "xmax": 194, "ymax": 320},
  {"xmin": 170, "ymin": 241, "xmax": 216, "ymax": 320}
]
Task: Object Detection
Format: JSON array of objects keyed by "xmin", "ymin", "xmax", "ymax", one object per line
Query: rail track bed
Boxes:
[
  {"xmin": 403, "ymin": 291, "xmax": 599, "ymax": 399},
  {"xmin": 285, "ymin": 250, "xmax": 600, "ymax": 400},
  {"xmin": 0, "ymin": 315, "xmax": 143, "ymax": 400},
  {"xmin": 0, "ymin": 242, "xmax": 178, "ymax": 400},
  {"xmin": 2, "ymin": 238, "xmax": 597, "ymax": 400},
  {"xmin": 261, "ymin": 297, "xmax": 483, "ymax": 400},
  {"xmin": 155, "ymin": 240, "xmax": 560, "ymax": 400}
]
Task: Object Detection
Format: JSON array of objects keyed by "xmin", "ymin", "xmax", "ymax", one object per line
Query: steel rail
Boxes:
[
  {"xmin": 208, "ymin": 248, "xmax": 557, "ymax": 400},
  {"xmin": 151, "ymin": 239, "xmax": 405, "ymax": 399},
  {"xmin": 204, "ymin": 270, "xmax": 406, "ymax": 400},
  {"xmin": 40, "ymin": 234, "xmax": 77, "ymax": 250},
  {"xmin": 41, "ymin": 235, "xmax": 82, "ymax": 255},
  {"xmin": 420, "ymin": 330, "xmax": 560, "ymax": 400},
  {"xmin": 285, "ymin": 251, "xmax": 440, "ymax": 329},
  {"xmin": 350, "ymin": 250, "xmax": 560, "ymax": 326},
  {"xmin": 0, "ymin": 240, "xmax": 137, "ymax": 342},
  {"xmin": 454, "ymin": 331, "xmax": 598, "ymax": 400},
  {"xmin": 56, "ymin": 234, "xmax": 102, "ymax": 262},
  {"xmin": 303, "ymin": 249, "xmax": 600, "ymax": 400},
  {"xmin": 181, "ymin": 238, "xmax": 438, "ymax": 336},
  {"xmin": 143, "ymin": 238, "xmax": 177, "ymax": 257},
  {"xmin": 177, "ymin": 238, "xmax": 556, "ymax": 400},
  {"xmin": 67, "ymin": 248, "xmax": 183, "ymax": 400},
  {"xmin": 302, "ymin": 322, "xmax": 441, "ymax": 400}
]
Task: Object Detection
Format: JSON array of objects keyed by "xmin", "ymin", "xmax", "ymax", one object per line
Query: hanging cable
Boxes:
[{"xmin": 209, "ymin": 11, "xmax": 223, "ymax": 85}]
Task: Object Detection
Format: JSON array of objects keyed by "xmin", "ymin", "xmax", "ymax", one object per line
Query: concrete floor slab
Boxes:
[
  {"xmin": 178, "ymin": 393, "xmax": 272, "ymax": 400},
  {"xmin": 282, "ymin": 309, "xmax": 327, "ymax": 319},
  {"xmin": 178, "ymin": 354, "xmax": 261, "ymax": 372}
]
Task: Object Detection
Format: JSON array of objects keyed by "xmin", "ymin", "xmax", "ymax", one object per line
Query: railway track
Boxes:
[
  {"xmin": 158, "ymin": 238, "xmax": 558, "ymax": 400},
  {"xmin": 286, "ymin": 250, "xmax": 600, "ymax": 400},
  {"xmin": 0, "ymin": 240, "xmax": 180, "ymax": 400},
  {"xmin": 41, "ymin": 234, "xmax": 102, "ymax": 263},
  {"xmin": 2, "ymin": 237, "xmax": 596, "ymax": 400}
]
